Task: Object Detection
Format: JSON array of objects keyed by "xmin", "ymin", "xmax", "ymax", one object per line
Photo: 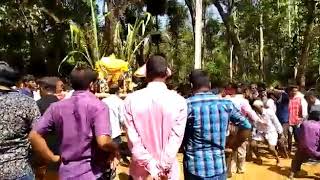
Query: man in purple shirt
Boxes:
[{"xmin": 29, "ymin": 67, "xmax": 117, "ymax": 180}]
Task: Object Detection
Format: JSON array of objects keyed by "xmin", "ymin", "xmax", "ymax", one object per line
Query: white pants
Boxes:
[{"xmin": 252, "ymin": 131, "xmax": 278, "ymax": 146}]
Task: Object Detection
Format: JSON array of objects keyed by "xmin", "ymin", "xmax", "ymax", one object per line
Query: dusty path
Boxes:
[
  {"xmin": 44, "ymin": 153, "xmax": 320, "ymax": 180},
  {"xmin": 114, "ymin": 154, "xmax": 320, "ymax": 180}
]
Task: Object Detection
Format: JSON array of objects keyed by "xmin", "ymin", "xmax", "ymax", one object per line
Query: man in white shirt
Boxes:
[
  {"xmin": 251, "ymin": 100, "xmax": 284, "ymax": 166},
  {"xmin": 266, "ymin": 91, "xmax": 277, "ymax": 113},
  {"xmin": 102, "ymin": 84, "xmax": 128, "ymax": 164},
  {"xmin": 305, "ymin": 91, "xmax": 320, "ymax": 114},
  {"xmin": 228, "ymin": 87, "xmax": 265, "ymax": 176},
  {"xmin": 102, "ymin": 84, "xmax": 125, "ymax": 140}
]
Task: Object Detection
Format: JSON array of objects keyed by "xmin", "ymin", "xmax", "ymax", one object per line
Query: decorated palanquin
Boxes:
[{"xmin": 95, "ymin": 54, "xmax": 133, "ymax": 94}]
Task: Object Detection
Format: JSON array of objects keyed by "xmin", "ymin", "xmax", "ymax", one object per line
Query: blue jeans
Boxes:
[
  {"xmin": 17, "ymin": 173, "xmax": 35, "ymax": 180},
  {"xmin": 184, "ymin": 171, "xmax": 226, "ymax": 180}
]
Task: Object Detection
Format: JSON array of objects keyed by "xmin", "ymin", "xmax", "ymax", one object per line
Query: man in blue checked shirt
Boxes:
[{"xmin": 183, "ymin": 70, "xmax": 252, "ymax": 180}]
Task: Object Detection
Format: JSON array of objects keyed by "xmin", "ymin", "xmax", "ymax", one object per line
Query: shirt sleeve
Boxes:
[
  {"xmin": 242, "ymin": 101, "xmax": 260, "ymax": 123},
  {"xmin": 27, "ymin": 99, "xmax": 41, "ymax": 128},
  {"xmin": 159, "ymin": 98, "xmax": 188, "ymax": 173},
  {"xmin": 124, "ymin": 97, "xmax": 160, "ymax": 177},
  {"xmin": 269, "ymin": 110, "xmax": 283, "ymax": 134},
  {"xmin": 33, "ymin": 104, "xmax": 55, "ymax": 135},
  {"xmin": 301, "ymin": 98, "xmax": 308, "ymax": 119},
  {"xmin": 118, "ymin": 100, "xmax": 126, "ymax": 126},
  {"xmin": 93, "ymin": 103, "xmax": 111, "ymax": 136},
  {"xmin": 229, "ymin": 103, "xmax": 252, "ymax": 130}
]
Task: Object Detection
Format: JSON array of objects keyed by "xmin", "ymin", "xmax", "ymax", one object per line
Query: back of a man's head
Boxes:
[
  {"xmin": 109, "ymin": 84, "xmax": 119, "ymax": 94},
  {"xmin": 38, "ymin": 77, "xmax": 59, "ymax": 94},
  {"xmin": 23, "ymin": 74, "xmax": 35, "ymax": 83},
  {"xmin": 189, "ymin": 70, "xmax": 211, "ymax": 91},
  {"xmin": 70, "ymin": 67, "xmax": 98, "ymax": 91},
  {"xmin": 146, "ymin": 55, "xmax": 168, "ymax": 81}
]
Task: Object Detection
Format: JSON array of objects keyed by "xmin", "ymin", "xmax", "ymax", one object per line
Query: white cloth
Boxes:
[
  {"xmin": 296, "ymin": 92, "xmax": 308, "ymax": 119},
  {"xmin": 64, "ymin": 90, "xmax": 74, "ymax": 99},
  {"xmin": 261, "ymin": 108, "xmax": 283, "ymax": 134},
  {"xmin": 102, "ymin": 94, "xmax": 125, "ymax": 138},
  {"xmin": 253, "ymin": 108, "xmax": 283, "ymax": 146},
  {"xmin": 266, "ymin": 99, "xmax": 277, "ymax": 113},
  {"xmin": 33, "ymin": 90, "xmax": 41, "ymax": 101},
  {"xmin": 252, "ymin": 131, "xmax": 278, "ymax": 146}
]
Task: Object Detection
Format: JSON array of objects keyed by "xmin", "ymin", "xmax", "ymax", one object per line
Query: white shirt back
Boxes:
[{"xmin": 102, "ymin": 94, "xmax": 125, "ymax": 138}]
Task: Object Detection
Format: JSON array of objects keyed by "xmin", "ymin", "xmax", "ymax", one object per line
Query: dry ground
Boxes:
[{"xmin": 44, "ymin": 153, "xmax": 320, "ymax": 180}]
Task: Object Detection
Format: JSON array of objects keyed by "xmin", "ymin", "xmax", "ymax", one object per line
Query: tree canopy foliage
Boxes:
[{"xmin": 1, "ymin": 0, "xmax": 320, "ymax": 87}]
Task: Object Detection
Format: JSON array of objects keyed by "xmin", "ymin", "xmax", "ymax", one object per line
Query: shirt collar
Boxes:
[
  {"xmin": 194, "ymin": 91, "xmax": 214, "ymax": 96},
  {"xmin": 72, "ymin": 90, "xmax": 93, "ymax": 97},
  {"xmin": 147, "ymin": 82, "xmax": 167, "ymax": 89},
  {"xmin": 234, "ymin": 94, "xmax": 244, "ymax": 98}
]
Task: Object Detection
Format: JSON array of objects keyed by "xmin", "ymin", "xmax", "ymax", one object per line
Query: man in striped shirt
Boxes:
[{"xmin": 183, "ymin": 70, "xmax": 252, "ymax": 180}]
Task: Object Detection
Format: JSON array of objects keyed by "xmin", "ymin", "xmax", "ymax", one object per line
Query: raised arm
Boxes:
[
  {"xmin": 229, "ymin": 103, "xmax": 252, "ymax": 130},
  {"xmin": 228, "ymin": 103, "xmax": 252, "ymax": 150}
]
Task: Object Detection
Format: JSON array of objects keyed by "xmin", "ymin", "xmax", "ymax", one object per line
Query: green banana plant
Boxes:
[
  {"xmin": 113, "ymin": 13, "xmax": 152, "ymax": 67},
  {"xmin": 58, "ymin": 0, "xmax": 100, "ymax": 73}
]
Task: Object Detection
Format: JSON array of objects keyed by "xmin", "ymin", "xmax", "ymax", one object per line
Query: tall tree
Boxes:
[
  {"xmin": 194, "ymin": 0, "xmax": 202, "ymax": 69},
  {"xmin": 213, "ymin": 0, "xmax": 247, "ymax": 76},
  {"xmin": 296, "ymin": 0, "xmax": 317, "ymax": 87}
]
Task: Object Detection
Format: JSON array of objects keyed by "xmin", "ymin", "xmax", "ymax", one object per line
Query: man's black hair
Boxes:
[
  {"xmin": 189, "ymin": 70, "xmax": 210, "ymax": 90},
  {"xmin": 309, "ymin": 105, "xmax": 320, "ymax": 121},
  {"xmin": 22, "ymin": 74, "xmax": 35, "ymax": 83},
  {"xmin": 288, "ymin": 85, "xmax": 299, "ymax": 92},
  {"xmin": 146, "ymin": 55, "xmax": 168, "ymax": 80},
  {"xmin": 109, "ymin": 84, "xmax": 119, "ymax": 94},
  {"xmin": 70, "ymin": 67, "xmax": 98, "ymax": 91},
  {"xmin": 38, "ymin": 77, "xmax": 59, "ymax": 93},
  {"xmin": 305, "ymin": 90, "xmax": 318, "ymax": 99},
  {"xmin": 267, "ymin": 91, "xmax": 276, "ymax": 99},
  {"xmin": 189, "ymin": 69, "xmax": 207, "ymax": 83},
  {"xmin": 0, "ymin": 61, "xmax": 20, "ymax": 87}
]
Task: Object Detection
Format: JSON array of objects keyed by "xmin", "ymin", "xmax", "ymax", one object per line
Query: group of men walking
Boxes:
[{"xmin": 0, "ymin": 55, "xmax": 319, "ymax": 180}]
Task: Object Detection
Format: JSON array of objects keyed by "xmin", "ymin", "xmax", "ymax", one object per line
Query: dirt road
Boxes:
[
  {"xmin": 115, "ymin": 154, "xmax": 320, "ymax": 180},
  {"xmin": 44, "ymin": 154, "xmax": 320, "ymax": 180}
]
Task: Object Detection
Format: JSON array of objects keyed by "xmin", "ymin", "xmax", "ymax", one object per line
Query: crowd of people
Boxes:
[{"xmin": 0, "ymin": 56, "xmax": 319, "ymax": 180}]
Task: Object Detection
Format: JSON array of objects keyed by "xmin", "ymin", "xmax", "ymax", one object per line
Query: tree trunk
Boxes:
[
  {"xmin": 213, "ymin": 1, "xmax": 246, "ymax": 76},
  {"xmin": 104, "ymin": 0, "xmax": 128, "ymax": 55},
  {"xmin": 105, "ymin": 0, "xmax": 116, "ymax": 54},
  {"xmin": 185, "ymin": 0, "xmax": 196, "ymax": 36},
  {"xmin": 259, "ymin": 13, "xmax": 264, "ymax": 81},
  {"xmin": 296, "ymin": 0, "xmax": 316, "ymax": 88},
  {"xmin": 288, "ymin": 0, "xmax": 292, "ymax": 38},
  {"xmin": 230, "ymin": 45, "xmax": 234, "ymax": 81},
  {"xmin": 194, "ymin": 0, "xmax": 202, "ymax": 69}
]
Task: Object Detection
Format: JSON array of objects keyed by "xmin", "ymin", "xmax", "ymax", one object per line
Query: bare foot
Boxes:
[{"xmin": 276, "ymin": 158, "xmax": 280, "ymax": 167}]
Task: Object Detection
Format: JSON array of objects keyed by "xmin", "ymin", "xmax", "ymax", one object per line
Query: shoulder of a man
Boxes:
[{"xmin": 169, "ymin": 88, "xmax": 186, "ymax": 101}]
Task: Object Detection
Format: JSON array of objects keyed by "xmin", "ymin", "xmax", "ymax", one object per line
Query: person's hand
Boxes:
[
  {"xmin": 278, "ymin": 133, "xmax": 285, "ymax": 143},
  {"xmin": 110, "ymin": 157, "xmax": 119, "ymax": 170},
  {"xmin": 159, "ymin": 175, "xmax": 168, "ymax": 180},
  {"xmin": 107, "ymin": 151, "xmax": 120, "ymax": 163},
  {"xmin": 51, "ymin": 155, "xmax": 61, "ymax": 163}
]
